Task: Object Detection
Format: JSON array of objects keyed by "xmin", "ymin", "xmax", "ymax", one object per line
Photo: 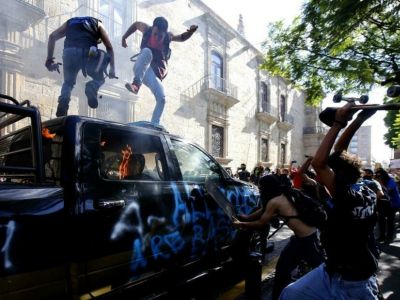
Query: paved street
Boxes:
[{"xmin": 216, "ymin": 215, "xmax": 400, "ymax": 300}]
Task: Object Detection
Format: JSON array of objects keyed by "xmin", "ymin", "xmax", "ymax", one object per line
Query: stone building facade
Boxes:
[
  {"xmin": 0, "ymin": 0, "xmax": 322, "ymax": 172},
  {"xmin": 348, "ymin": 125, "xmax": 372, "ymax": 167}
]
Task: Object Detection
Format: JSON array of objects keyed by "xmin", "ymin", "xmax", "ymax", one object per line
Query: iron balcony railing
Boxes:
[
  {"xmin": 259, "ymin": 104, "xmax": 278, "ymax": 116},
  {"xmin": 279, "ymin": 113, "xmax": 294, "ymax": 124},
  {"xmin": 21, "ymin": 0, "xmax": 44, "ymax": 9},
  {"xmin": 181, "ymin": 74, "xmax": 239, "ymax": 101},
  {"xmin": 303, "ymin": 126, "xmax": 327, "ymax": 134},
  {"xmin": 202, "ymin": 75, "xmax": 238, "ymax": 99}
]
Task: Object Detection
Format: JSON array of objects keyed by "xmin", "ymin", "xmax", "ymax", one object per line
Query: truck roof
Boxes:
[{"xmin": 43, "ymin": 115, "xmax": 171, "ymax": 136}]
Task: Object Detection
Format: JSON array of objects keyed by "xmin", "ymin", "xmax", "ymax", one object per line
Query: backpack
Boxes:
[
  {"xmin": 86, "ymin": 49, "xmax": 110, "ymax": 79},
  {"xmin": 283, "ymin": 188, "xmax": 327, "ymax": 228}
]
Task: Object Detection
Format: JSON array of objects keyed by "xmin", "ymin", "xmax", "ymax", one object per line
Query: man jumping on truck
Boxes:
[
  {"xmin": 45, "ymin": 16, "xmax": 117, "ymax": 117},
  {"xmin": 121, "ymin": 17, "xmax": 198, "ymax": 125}
]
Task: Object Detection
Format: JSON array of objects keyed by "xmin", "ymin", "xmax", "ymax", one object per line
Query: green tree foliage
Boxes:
[{"xmin": 262, "ymin": 0, "xmax": 400, "ymax": 147}]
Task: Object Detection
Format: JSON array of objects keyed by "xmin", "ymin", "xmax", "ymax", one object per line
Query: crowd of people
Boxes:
[{"xmin": 230, "ymin": 103, "xmax": 399, "ymax": 299}]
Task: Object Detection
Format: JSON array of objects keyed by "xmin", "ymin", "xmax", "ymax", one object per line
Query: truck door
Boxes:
[
  {"xmin": 167, "ymin": 138, "xmax": 234, "ymax": 257},
  {"xmin": 78, "ymin": 123, "xmax": 190, "ymax": 296}
]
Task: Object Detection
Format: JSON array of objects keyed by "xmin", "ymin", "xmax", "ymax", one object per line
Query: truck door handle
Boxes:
[{"xmin": 96, "ymin": 199, "xmax": 126, "ymax": 209}]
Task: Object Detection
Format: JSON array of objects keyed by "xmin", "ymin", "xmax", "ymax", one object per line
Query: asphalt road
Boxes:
[
  {"xmin": 217, "ymin": 225, "xmax": 292, "ymax": 300},
  {"xmin": 216, "ymin": 217, "xmax": 400, "ymax": 300}
]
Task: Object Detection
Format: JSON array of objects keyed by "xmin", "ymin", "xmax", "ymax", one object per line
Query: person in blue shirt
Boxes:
[{"xmin": 375, "ymin": 168, "xmax": 400, "ymax": 244}]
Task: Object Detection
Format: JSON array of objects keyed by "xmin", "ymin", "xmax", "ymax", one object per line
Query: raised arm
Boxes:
[
  {"xmin": 298, "ymin": 156, "xmax": 315, "ymax": 183},
  {"xmin": 237, "ymin": 207, "xmax": 263, "ymax": 221},
  {"xmin": 122, "ymin": 21, "xmax": 149, "ymax": 48},
  {"xmin": 98, "ymin": 23, "xmax": 116, "ymax": 78},
  {"xmin": 334, "ymin": 109, "xmax": 377, "ymax": 152},
  {"xmin": 45, "ymin": 22, "xmax": 67, "ymax": 69},
  {"xmin": 171, "ymin": 25, "xmax": 198, "ymax": 42},
  {"xmin": 232, "ymin": 199, "xmax": 278, "ymax": 230},
  {"xmin": 312, "ymin": 102, "xmax": 354, "ymax": 195},
  {"xmin": 299, "ymin": 156, "xmax": 313, "ymax": 175}
]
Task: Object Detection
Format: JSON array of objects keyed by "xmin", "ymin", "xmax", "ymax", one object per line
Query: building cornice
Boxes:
[{"xmin": 192, "ymin": 0, "xmax": 262, "ymax": 55}]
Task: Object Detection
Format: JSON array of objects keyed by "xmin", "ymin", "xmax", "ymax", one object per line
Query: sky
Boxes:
[{"xmin": 202, "ymin": 0, "xmax": 393, "ymax": 164}]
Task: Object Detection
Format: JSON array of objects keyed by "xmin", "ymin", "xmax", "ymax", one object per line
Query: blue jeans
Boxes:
[
  {"xmin": 133, "ymin": 48, "xmax": 166, "ymax": 125},
  {"xmin": 279, "ymin": 264, "xmax": 379, "ymax": 300},
  {"xmin": 59, "ymin": 47, "xmax": 105, "ymax": 110},
  {"xmin": 272, "ymin": 232, "xmax": 324, "ymax": 300}
]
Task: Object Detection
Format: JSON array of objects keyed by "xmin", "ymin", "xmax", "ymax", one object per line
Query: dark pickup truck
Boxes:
[{"xmin": 0, "ymin": 94, "xmax": 261, "ymax": 299}]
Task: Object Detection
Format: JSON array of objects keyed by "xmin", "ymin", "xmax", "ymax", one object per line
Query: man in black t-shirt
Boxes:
[
  {"xmin": 237, "ymin": 163, "xmax": 251, "ymax": 182},
  {"xmin": 280, "ymin": 103, "xmax": 380, "ymax": 299},
  {"xmin": 45, "ymin": 17, "xmax": 116, "ymax": 117}
]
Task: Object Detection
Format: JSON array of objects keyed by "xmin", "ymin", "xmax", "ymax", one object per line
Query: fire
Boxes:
[
  {"xmin": 42, "ymin": 128, "xmax": 56, "ymax": 139},
  {"xmin": 119, "ymin": 145, "xmax": 132, "ymax": 179}
]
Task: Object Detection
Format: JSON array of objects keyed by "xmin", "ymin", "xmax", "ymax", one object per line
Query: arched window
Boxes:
[{"xmin": 211, "ymin": 51, "xmax": 223, "ymax": 91}]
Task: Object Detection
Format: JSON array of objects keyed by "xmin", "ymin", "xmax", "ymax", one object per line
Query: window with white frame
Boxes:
[
  {"xmin": 99, "ymin": 0, "xmax": 125, "ymax": 39},
  {"xmin": 211, "ymin": 51, "xmax": 224, "ymax": 91},
  {"xmin": 261, "ymin": 138, "xmax": 269, "ymax": 162},
  {"xmin": 211, "ymin": 125, "xmax": 224, "ymax": 158}
]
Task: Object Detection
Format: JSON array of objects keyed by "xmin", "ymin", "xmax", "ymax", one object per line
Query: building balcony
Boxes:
[
  {"xmin": 201, "ymin": 75, "xmax": 239, "ymax": 108},
  {"xmin": 1, "ymin": 0, "xmax": 46, "ymax": 32},
  {"xmin": 215, "ymin": 157, "xmax": 233, "ymax": 166},
  {"xmin": 0, "ymin": 40, "xmax": 23, "ymax": 72},
  {"xmin": 303, "ymin": 126, "xmax": 327, "ymax": 135},
  {"xmin": 277, "ymin": 114, "xmax": 294, "ymax": 131},
  {"xmin": 256, "ymin": 106, "xmax": 278, "ymax": 125}
]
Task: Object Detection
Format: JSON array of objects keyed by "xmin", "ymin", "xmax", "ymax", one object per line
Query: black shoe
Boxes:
[
  {"xmin": 56, "ymin": 103, "xmax": 68, "ymax": 117},
  {"xmin": 85, "ymin": 83, "xmax": 98, "ymax": 109}
]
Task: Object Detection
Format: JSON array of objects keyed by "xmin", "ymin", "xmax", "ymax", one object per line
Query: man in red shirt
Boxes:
[
  {"xmin": 122, "ymin": 17, "xmax": 197, "ymax": 125},
  {"xmin": 289, "ymin": 161, "xmax": 302, "ymax": 189}
]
